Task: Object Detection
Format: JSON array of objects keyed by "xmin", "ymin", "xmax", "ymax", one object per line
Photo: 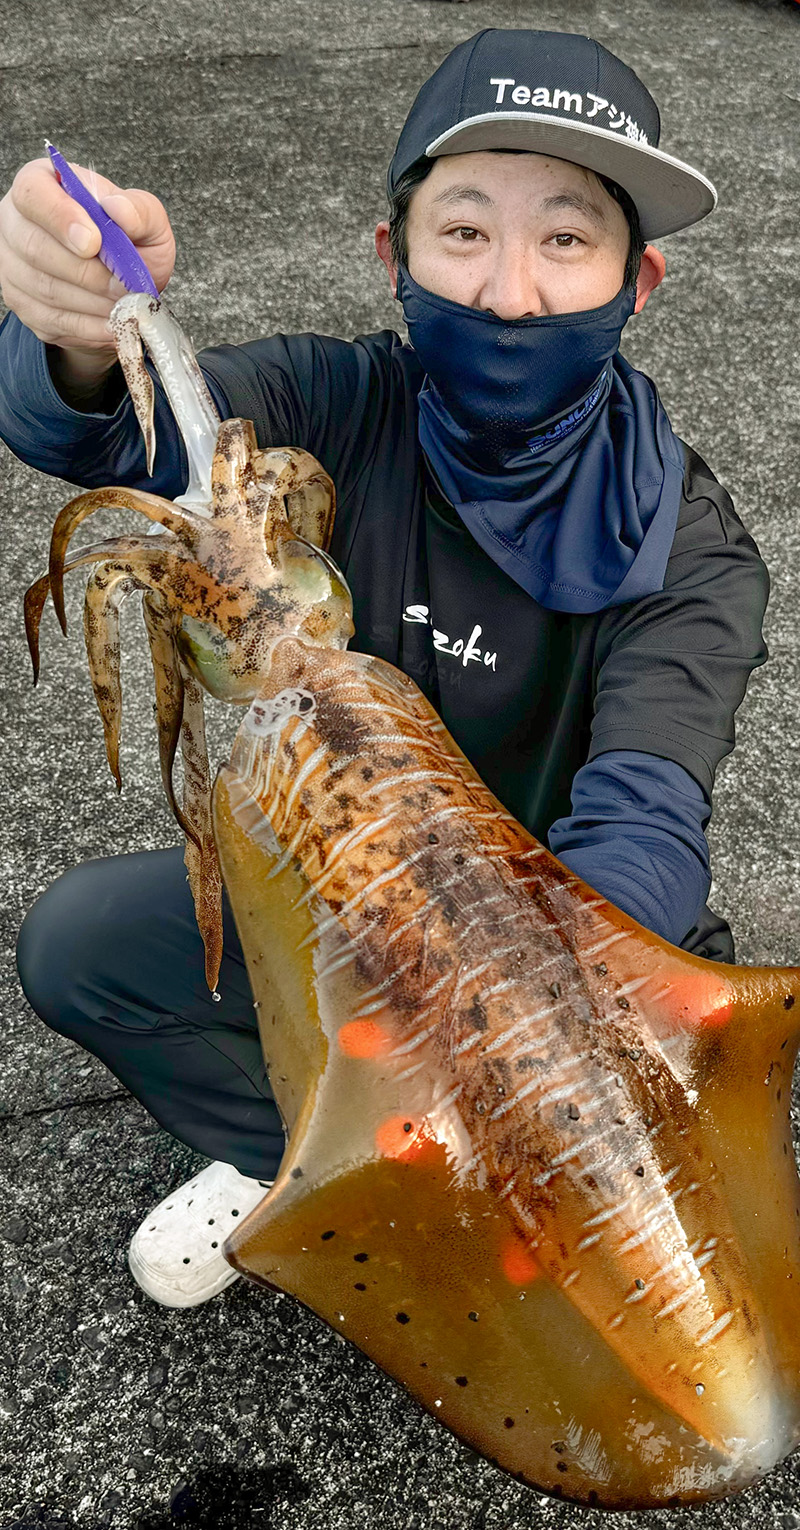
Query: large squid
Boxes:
[{"xmin": 24, "ymin": 293, "xmax": 800, "ymax": 1508}]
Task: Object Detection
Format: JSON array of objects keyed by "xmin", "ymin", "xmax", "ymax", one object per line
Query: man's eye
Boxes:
[
  {"xmin": 552, "ymin": 233, "xmax": 582, "ymax": 247},
  {"xmin": 450, "ymin": 227, "xmax": 481, "ymax": 241}
]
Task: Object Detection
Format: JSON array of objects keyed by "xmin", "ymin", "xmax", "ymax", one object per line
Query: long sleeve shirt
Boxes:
[{"xmin": 0, "ymin": 312, "xmax": 768, "ymax": 953}]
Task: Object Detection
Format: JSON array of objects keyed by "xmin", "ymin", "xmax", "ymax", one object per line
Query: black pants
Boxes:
[
  {"xmin": 16, "ymin": 848, "xmax": 734, "ymax": 1182},
  {"xmin": 16, "ymin": 847, "xmax": 286, "ymax": 1179}
]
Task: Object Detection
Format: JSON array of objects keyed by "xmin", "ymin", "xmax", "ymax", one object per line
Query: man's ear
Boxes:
[
  {"xmin": 375, "ymin": 221, "xmax": 398, "ymax": 299},
  {"xmin": 634, "ymin": 244, "xmax": 666, "ymax": 314}
]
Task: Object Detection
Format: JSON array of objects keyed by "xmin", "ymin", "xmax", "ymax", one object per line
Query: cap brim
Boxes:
[{"xmin": 425, "ymin": 114, "xmax": 716, "ymax": 240}]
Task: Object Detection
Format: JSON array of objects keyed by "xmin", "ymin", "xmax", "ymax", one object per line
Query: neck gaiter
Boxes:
[{"xmin": 396, "ymin": 263, "xmax": 686, "ymax": 614}]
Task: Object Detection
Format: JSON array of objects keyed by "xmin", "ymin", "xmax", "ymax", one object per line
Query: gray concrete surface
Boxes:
[{"xmin": 1, "ymin": 0, "xmax": 800, "ymax": 1524}]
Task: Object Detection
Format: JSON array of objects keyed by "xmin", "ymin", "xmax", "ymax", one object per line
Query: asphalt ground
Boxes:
[{"xmin": 1, "ymin": 0, "xmax": 799, "ymax": 1525}]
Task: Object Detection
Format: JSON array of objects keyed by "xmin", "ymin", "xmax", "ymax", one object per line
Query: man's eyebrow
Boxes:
[
  {"xmin": 431, "ymin": 185, "xmax": 495, "ymax": 209},
  {"xmin": 538, "ymin": 191, "xmax": 609, "ymax": 227}
]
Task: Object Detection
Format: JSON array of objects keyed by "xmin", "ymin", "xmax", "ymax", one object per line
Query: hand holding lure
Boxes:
[
  {"xmin": 45, "ymin": 144, "xmax": 219, "ymax": 499},
  {"xmin": 45, "ymin": 140, "xmax": 160, "ymax": 300}
]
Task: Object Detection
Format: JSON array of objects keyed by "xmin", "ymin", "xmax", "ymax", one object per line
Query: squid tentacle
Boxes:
[
  {"xmin": 82, "ymin": 565, "xmax": 140, "ymax": 791},
  {"xmin": 109, "ymin": 295, "xmax": 221, "ymax": 506},
  {"xmin": 24, "ymin": 574, "xmax": 52, "ymax": 685},
  {"xmin": 141, "ymin": 592, "xmax": 199, "ymax": 847},
  {"xmin": 178, "ymin": 665, "xmax": 223, "ymax": 989},
  {"xmin": 47, "ymin": 534, "xmax": 238, "ymax": 632},
  {"xmin": 48, "ymin": 487, "xmax": 205, "ymax": 633},
  {"xmin": 110, "ymin": 303, "xmax": 156, "ymax": 474},
  {"xmin": 257, "ymin": 447, "xmax": 337, "ymax": 550}
]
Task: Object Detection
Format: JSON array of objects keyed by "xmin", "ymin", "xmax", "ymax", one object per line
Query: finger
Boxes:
[
  {"xmin": 2, "ymin": 281, "xmax": 119, "ymax": 350},
  {"xmin": 6, "ymin": 158, "xmax": 175, "ymax": 297},
  {"xmin": 12, "ymin": 161, "xmax": 174, "ymax": 289},
  {"xmin": 2, "ymin": 215, "xmax": 119, "ymax": 297},
  {"xmin": 100, "ymin": 188, "xmax": 176, "ymax": 288},
  {"xmin": 101, "ymin": 188, "xmax": 171, "ymax": 248},
  {"xmin": 1, "ymin": 233, "xmax": 124, "ymax": 306},
  {"xmin": 11, "ymin": 157, "xmax": 113, "ymax": 257}
]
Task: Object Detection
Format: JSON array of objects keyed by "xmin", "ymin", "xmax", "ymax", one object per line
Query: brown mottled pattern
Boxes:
[
  {"xmin": 26, "ymin": 418, "xmax": 350, "ymax": 988},
  {"xmin": 25, "ymin": 298, "xmax": 800, "ymax": 1508},
  {"xmin": 223, "ymin": 637, "xmax": 800, "ymax": 1456}
]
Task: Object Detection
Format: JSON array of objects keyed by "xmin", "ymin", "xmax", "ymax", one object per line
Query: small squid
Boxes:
[{"xmin": 24, "ymin": 294, "xmax": 800, "ymax": 1508}]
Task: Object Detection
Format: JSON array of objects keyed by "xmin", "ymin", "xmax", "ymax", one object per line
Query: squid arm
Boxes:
[
  {"xmin": 82, "ymin": 565, "xmax": 139, "ymax": 791},
  {"xmin": 47, "ymin": 485, "xmax": 203, "ymax": 633},
  {"xmin": 179, "ymin": 667, "xmax": 224, "ymax": 989},
  {"xmin": 109, "ymin": 295, "xmax": 221, "ymax": 510}
]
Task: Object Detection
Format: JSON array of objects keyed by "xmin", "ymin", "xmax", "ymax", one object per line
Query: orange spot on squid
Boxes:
[
  {"xmin": 375, "ymin": 1115, "xmax": 433, "ymax": 1160},
  {"xmin": 338, "ymin": 1019, "xmax": 392, "ymax": 1058},
  {"xmin": 501, "ymin": 1240, "xmax": 540, "ymax": 1286},
  {"xmin": 656, "ymin": 971, "xmax": 733, "ymax": 1030}
]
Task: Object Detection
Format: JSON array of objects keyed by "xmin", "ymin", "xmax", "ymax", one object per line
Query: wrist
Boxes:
[{"xmin": 46, "ymin": 344, "xmax": 125, "ymax": 414}]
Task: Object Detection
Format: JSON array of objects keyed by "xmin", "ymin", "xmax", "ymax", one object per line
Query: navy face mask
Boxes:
[
  {"xmin": 396, "ymin": 261, "xmax": 636, "ymax": 451},
  {"xmin": 395, "ymin": 262, "xmax": 686, "ymax": 614}
]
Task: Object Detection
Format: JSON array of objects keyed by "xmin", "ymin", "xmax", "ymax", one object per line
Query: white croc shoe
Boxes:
[{"xmin": 128, "ymin": 1161, "xmax": 273, "ymax": 1308}]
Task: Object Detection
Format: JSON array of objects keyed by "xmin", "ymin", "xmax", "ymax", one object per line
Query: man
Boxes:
[{"xmin": 0, "ymin": 30, "xmax": 768, "ymax": 1308}]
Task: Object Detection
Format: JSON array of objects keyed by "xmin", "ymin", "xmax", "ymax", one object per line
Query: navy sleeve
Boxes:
[
  {"xmin": 0, "ymin": 315, "xmax": 413, "ymax": 530},
  {"xmin": 589, "ymin": 445, "xmax": 769, "ymax": 798},
  {"xmin": 547, "ymin": 749, "xmax": 711, "ymax": 945},
  {"xmin": 0, "ymin": 310, "xmax": 230, "ymax": 494}
]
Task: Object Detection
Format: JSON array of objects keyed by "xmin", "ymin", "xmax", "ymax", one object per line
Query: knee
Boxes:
[{"xmin": 17, "ymin": 860, "xmax": 116, "ymax": 1033}]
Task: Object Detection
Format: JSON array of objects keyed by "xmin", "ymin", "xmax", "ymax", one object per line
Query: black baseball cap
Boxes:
[{"xmin": 388, "ymin": 30, "xmax": 717, "ymax": 240}]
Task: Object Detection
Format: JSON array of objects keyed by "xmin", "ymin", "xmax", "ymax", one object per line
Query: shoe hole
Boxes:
[
  {"xmin": 231, "ymin": 1209, "xmax": 239, "ymax": 1216},
  {"xmin": 258, "ymin": 1181, "xmax": 269, "ymax": 1188},
  {"xmin": 149, "ymin": 1226, "xmax": 156, "ymax": 1231},
  {"xmin": 211, "ymin": 1242, "xmax": 218, "ymax": 1249},
  {"xmin": 208, "ymin": 1218, "xmax": 215, "ymax": 1226},
  {"xmin": 188, "ymin": 1199, "xmax": 193, "ymax": 1207},
  {"xmin": 183, "ymin": 1257, "xmax": 191, "ymax": 1265},
  {"xmin": 166, "ymin": 1204, "xmax": 173, "ymax": 1210}
]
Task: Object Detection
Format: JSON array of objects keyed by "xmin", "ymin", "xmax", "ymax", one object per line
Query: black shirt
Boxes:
[{"xmin": 197, "ymin": 328, "xmax": 769, "ymax": 844}]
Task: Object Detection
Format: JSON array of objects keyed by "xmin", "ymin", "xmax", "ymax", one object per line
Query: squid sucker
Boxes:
[{"xmin": 25, "ymin": 292, "xmax": 800, "ymax": 1509}]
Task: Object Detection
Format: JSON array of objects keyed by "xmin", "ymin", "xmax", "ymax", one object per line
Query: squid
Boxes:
[{"xmin": 24, "ymin": 293, "xmax": 800, "ymax": 1508}]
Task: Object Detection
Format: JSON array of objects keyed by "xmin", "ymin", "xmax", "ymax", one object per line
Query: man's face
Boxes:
[{"xmin": 403, "ymin": 150, "xmax": 631, "ymax": 319}]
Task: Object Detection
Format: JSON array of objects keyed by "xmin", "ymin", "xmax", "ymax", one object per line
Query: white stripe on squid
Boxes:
[
  {"xmin": 480, "ymin": 1004, "xmax": 566, "ymax": 1056},
  {"xmin": 300, "ymin": 844, "xmax": 433, "ymax": 943},
  {"xmin": 616, "ymin": 1211, "xmax": 675, "ymax": 1258},
  {"xmin": 314, "ymin": 945, "xmax": 358, "ymax": 982},
  {"xmin": 363, "ymin": 769, "xmax": 460, "ymax": 797},
  {"xmin": 394, "ymin": 1060, "xmax": 428, "ymax": 1083},
  {"xmin": 273, "ymin": 743, "xmax": 330, "ymax": 834},
  {"xmin": 383, "ymin": 907, "xmax": 435, "ymax": 950},
  {"xmin": 262, "ymin": 817, "xmax": 311, "ymax": 882},
  {"xmin": 614, "ymin": 976, "xmax": 652, "ymax": 999},
  {"xmin": 583, "ymin": 1198, "xmax": 632, "ymax": 1230},
  {"xmin": 582, "ymin": 930, "xmax": 631, "ymax": 957},
  {"xmin": 479, "ymin": 976, "xmax": 524, "ymax": 1002},
  {"xmin": 350, "ymin": 955, "xmax": 419, "ymax": 1006},
  {"xmin": 389, "ymin": 1022, "xmax": 440, "ymax": 1058},
  {"xmin": 431, "ymin": 1082, "xmax": 463, "ymax": 1114},
  {"xmin": 304, "ymin": 808, "xmax": 405, "ymax": 897},
  {"xmin": 489, "ymin": 1072, "xmax": 558, "ymax": 1121},
  {"xmin": 655, "ymin": 1287, "xmax": 696, "ymax": 1322},
  {"xmin": 697, "ymin": 1310, "xmax": 734, "ymax": 1346}
]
